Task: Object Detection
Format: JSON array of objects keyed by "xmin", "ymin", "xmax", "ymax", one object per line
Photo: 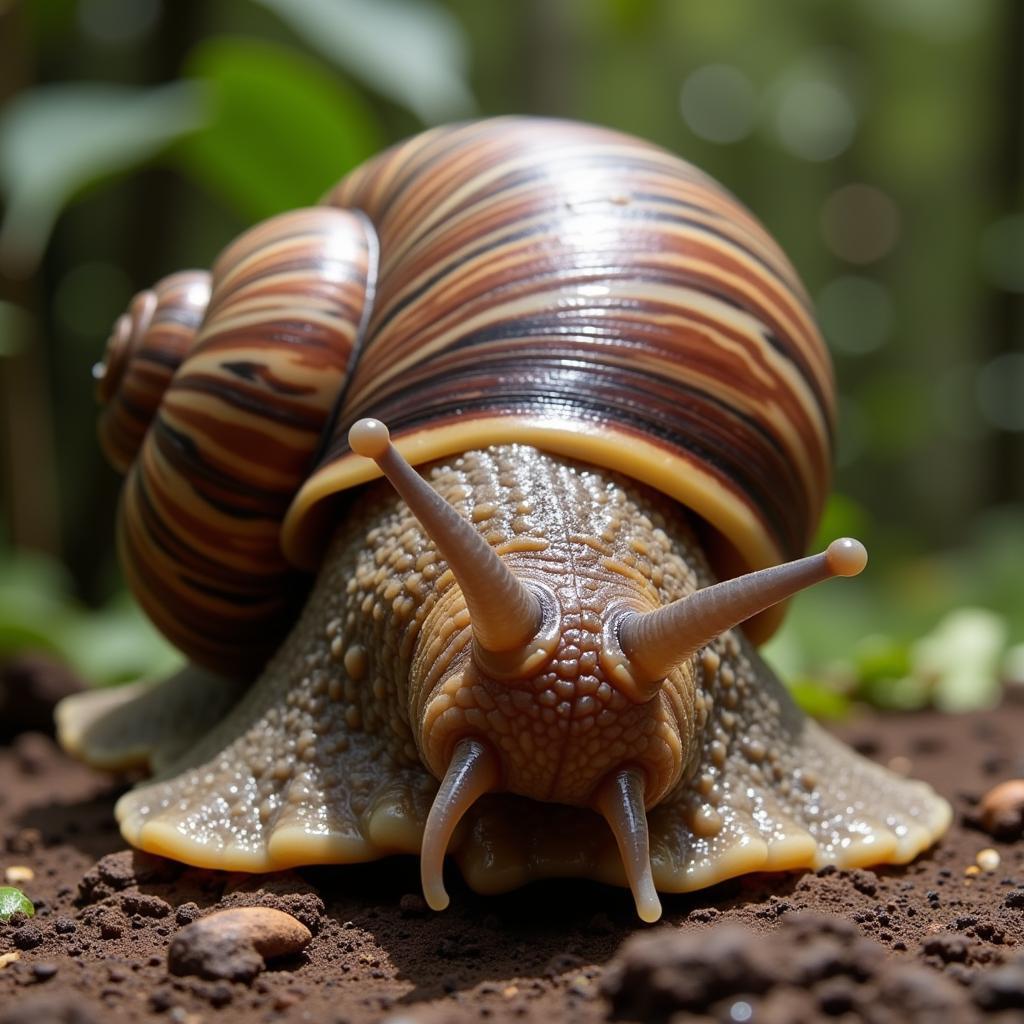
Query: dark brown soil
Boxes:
[{"xmin": 1, "ymin": 675, "xmax": 1022, "ymax": 1023}]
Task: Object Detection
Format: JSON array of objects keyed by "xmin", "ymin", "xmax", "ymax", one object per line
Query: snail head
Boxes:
[{"xmin": 349, "ymin": 418, "xmax": 867, "ymax": 922}]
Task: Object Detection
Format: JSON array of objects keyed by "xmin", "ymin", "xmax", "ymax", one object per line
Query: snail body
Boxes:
[{"xmin": 59, "ymin": 118, "xmax": 950, "ymax": 921}]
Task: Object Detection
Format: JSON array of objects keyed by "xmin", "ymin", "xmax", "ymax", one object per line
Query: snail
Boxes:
[{"xmin": 57, "ymin": 117, "xmax": 951, "ymax": 922}]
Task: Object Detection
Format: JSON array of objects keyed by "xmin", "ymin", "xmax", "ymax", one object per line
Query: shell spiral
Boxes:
[
  {"xmin": 101, "ymin": 117, "xmax": 833, "ymax": 672},
  {"xmin": 110, "ymin": 208, "xmax": 375, "ymax": 673},
  {"xmin": 97, "ymin": 271, "xmax": 212, "ymax": 473}
]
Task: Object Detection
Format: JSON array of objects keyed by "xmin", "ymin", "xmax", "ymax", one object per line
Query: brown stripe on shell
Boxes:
[
  {"xmin": 116, "ymin": 207, "xmax": 376, "ymax": 674},
  {"xmin": 97, "ymin": 271, "xmax": 212, "ymax": 473},
  {"xmin": 292, "ymin": 119, "xmax": 834, "ymax": 636}
]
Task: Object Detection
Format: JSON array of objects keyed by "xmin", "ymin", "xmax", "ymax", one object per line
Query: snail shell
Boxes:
[
  {"xmin": 100, "ymin": 208, "xmax": 374, "ymax": 670},
  {"xmin": 97, "ymin": 118, "xmax": 831, "ymax": 672},
  {"xmin": 96, "ymin": 270, "xmax": 211, "ymax": 473}
]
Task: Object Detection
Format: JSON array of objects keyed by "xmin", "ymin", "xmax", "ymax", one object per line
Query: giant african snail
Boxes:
[{"xmin": 58, "ymin": 118, "xmax": 950, "ymax": 922}]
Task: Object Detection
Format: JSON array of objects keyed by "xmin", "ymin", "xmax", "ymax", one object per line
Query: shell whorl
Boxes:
[
  {"xmin": 96, "ymin": 271, "xmax": 212, "ymax": 473},
  {"xmin": 113, "ymin": 207, "xmax": 375, "ymax": 674},
  {"xmin": 285, "ymin": 117, "xmax": 834, "ymax": 642}
]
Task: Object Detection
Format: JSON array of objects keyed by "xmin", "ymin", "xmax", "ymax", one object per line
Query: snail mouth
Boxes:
[{"xmin": 419, "ymin": 735, "xmax": 662, "ymax": 923}]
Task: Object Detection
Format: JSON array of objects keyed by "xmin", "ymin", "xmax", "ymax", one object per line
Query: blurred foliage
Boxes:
[
  {"xmin": 177, "ymin": 37, "xmax": 381, "ymax": 220},
  {"xmin": 764, "ymin": 499, "xmax": 1024, "ymax": 714},
  {"xmin": 0, "ymin": 548, "xmax": 180, "ymax": 684},
  {"xmin": 0, "ymin": 81, "xmax": 204, "ymax": 272},
  {"xmin": 0, "ymin": 0, "xmax": 1021, "ymax": 714}
]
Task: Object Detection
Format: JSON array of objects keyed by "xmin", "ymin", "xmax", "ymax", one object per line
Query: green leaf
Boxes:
[
  {"xmin": 254, "ymin": 0, "xmax": 474, "ymax": 123},
  {"xmin": 855, "ymin": 633, "xmax": 912, "ymax": 684},
  {"xmin": 61, "ymin": 594, "xmax": 182, "ymax": 686},
  {"xmin": 178, "ymin": 37, "xmax": 381, "ymax": 221},
  {"xmin": 0, "ymin": 888, "xmax": 34, "ymax": 922},
  {"xmin": 788, "ymin": 678, "xmax": 851, "ymax": 719},
  {"xmin": 0, "ymin": 82, "xmax": 206, "ymax": 276},
  {"xmin": 0, "ymin": 548, "xmax": 181, "ymax": 685}
]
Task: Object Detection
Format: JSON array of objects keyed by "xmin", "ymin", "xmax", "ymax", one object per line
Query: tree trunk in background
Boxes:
[
  {"xmin": 0, "ymin": 3, "xmax": 60, "ymax": 556},
  {"xmin": 991, "ymin": 0, "xmax": 1024, "ymax": 505},
  {"xmin": 58, "ymin": 0, "xmax": 205, "ymax": 599}
]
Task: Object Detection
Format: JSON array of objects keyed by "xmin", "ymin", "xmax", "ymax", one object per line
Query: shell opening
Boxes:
[
  {"xmin": 420, "ymin": 736, "xmax": 500, "ymax": 912},
  {"xmin": 614, "ymin": 537, "xmax": 868, "ymax": 692}
]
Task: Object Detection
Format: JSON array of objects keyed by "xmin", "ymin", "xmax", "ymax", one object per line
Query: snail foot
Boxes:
[
  {"xmin": 112, "ymin": 635, "xmax": 435, "ymax": 873},
  {"xmin": 56, "ymin": 664, "xmax": 245, "ymax": 773}
]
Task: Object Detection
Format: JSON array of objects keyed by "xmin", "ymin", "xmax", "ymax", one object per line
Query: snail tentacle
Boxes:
[
  {"xmin": 349, "ymin": 418, "xmax": 544, "ymax": 656},
  {"xmin": 594, "ymin": 766, "xmax": 661, "ymax": 923},
  {"xmin": 420, "ymin": 736, "xmax": 501, "ymax": 912},
  {"xmin": 611, "ymin": 538, "xmax": 868, "ymax": 696}
]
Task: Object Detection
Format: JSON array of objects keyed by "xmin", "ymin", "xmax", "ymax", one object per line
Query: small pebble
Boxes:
[
  {"xmin": 398, "ymin": 893, "xmax": 427, "ymax": 917},
  {"xmin": 168, "ymin": 906, "xmax": 311, "ymax": 983},
  {"xmin": 119, "ymin": 892, "xmax": 171, "ymax": 919},
  {"xmin": 31, "ymin": 962, "xmax": 58, "ymax": 983},
  {"xmin": 4, "ymin": 866, "xmax": 34, "ymax": 884},
  {"xmin": 978, "ymin": 779, "xmax": 1024, "ymax": 840},
  {"xmin": 12, "ymin": 923, "xmax": 44, "ymax": 950},
  {"xmin": 976, "ymin": 848, "xmax": 1001, "ymax": 873},
  {"xmin": 174, "ymin": 902, "xmax": 200, "ymax": 925}
]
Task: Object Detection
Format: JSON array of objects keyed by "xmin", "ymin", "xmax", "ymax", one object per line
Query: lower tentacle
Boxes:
[
  {"xmin": 594, "ymin": 766, "xmax": 662, "ymax": 922},
  {"xmin": 420, "ymin": 737, "xmax": 500, "ymax": 911}
]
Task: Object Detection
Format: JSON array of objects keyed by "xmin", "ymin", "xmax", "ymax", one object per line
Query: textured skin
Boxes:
[{"xmin": 98, "ymin": 449, "xmax": 950, "ymax": 893}]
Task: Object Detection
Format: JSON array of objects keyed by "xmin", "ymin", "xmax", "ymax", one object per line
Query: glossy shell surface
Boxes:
[{"xmin": 286, "ymin": 118, "xmax": 834, "ymax": 639}]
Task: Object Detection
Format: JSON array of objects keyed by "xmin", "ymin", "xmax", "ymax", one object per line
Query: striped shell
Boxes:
[
  {"xmin": 99, "ymin": 116, "xmax": 833, "ymax": 670},
  {"xmin": 101, "ymin": 208, "xmax": 374, "ymax": 673},
  {"xmin": 286, "ymin": 118, "xmax": 833, "ymax": 642}
]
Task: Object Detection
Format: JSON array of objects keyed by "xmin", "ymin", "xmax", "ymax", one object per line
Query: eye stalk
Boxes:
[
  {"xmin": 349, "ymin": 418, "xmax": 554, "ymax": 668},
  {"xmin": 603, "ymin": 538, "xmax": 868, "ymax": 701}
]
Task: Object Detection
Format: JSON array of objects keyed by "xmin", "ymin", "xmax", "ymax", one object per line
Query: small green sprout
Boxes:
[{"xmin": 0, "ymin": 887, "xmax": 34, "ymax": 921}]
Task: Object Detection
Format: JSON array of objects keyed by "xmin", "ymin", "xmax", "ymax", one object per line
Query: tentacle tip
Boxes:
[
  {"xmin": 422, "ymin": 883, "xmax": 450, "ymax": 912},
  {"xmin": 826, "ymin": 537, "xmax": 868, "ymax": 577},
  {"xmin": 349, "ymin": 417, "xmax": 391, "ymax": 460},
  {"xmin": 636, "ymin": 893, "xmax": 663, "ymax": 924}
]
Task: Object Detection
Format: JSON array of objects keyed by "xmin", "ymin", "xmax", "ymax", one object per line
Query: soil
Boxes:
[{"xmin": 1, "ymin": 660, "xmax": 1022, "ymax": 1023}]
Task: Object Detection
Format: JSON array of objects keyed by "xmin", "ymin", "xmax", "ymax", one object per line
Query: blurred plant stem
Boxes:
[
  {"xmin": 990, "ymin": 0, "xmax": 1024, "ymax": 500},
  {"xmin": 0, "ymin": 1, "xmax": 59, "ymax": 556}
]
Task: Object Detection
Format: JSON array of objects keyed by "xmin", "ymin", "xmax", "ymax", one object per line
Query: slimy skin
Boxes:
[{"xmin": 60, "ymin": 446, "xmax": 951, "ymax": 920}]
